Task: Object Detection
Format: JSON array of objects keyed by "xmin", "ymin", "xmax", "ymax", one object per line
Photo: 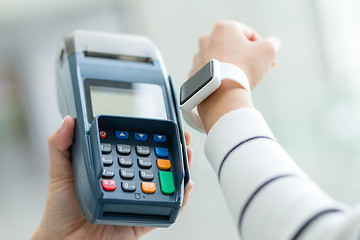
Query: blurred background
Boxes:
[{"xmin": 0, "ymin": 0, "xmax": 360, "ymax": 239}]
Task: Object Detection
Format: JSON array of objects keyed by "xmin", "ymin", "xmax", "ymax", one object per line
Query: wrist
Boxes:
[{"xmin": 197, "ymin": 79, "xmax": 253, "ymax": 133}]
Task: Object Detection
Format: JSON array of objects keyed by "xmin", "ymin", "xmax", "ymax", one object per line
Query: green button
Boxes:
[{"xmin": 159, "ymin": 171, "xmax": 175, "ymax": 195}]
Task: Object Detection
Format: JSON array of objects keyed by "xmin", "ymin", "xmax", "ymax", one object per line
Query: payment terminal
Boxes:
[{"xmin": 56, "ymin": 30, "xmax": 190, "ymax": 227}]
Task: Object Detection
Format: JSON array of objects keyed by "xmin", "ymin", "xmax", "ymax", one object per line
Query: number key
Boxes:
[
  {"xmin": 136, "ymin": 146, "xmax": 150, "ymax": 156},
  {"xmin": 102, "ymin": 168, "xmax": 115, "ymax": 178},
  {"xmin": 138, "ymin": 158, "xmax": 152, "ymax": 169},
  {"xmin": 117, "ymin": 144, "xmax": 131, "ymax": 155},
  {"xmin": 118, "ymin": 156, "xmax": 133, "ymax": 167},
  {"xmin": 121, "ymin": 181, "xmax": 136, "ymax": 192},
  {"xmin": 140, "ymin": 170, "xmax": 154, "ymax": 181},
  {"xmin": 100, "ymin": 143, "xmax": 111, "ymax": 154},
  {"xmin": 120, "ymin": 169, "xmax": 134, "ymax": 179},
  {"xmin": 102, "ymin": 155, "xmax": 113, "ymax": 166}
]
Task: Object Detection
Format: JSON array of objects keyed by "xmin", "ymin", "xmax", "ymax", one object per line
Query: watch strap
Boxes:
[
  {"xmin": 182, "ymin": 61, "xmax": 251, "ymax": 133},
  {"xmin": 218, "ymin": 62, "xmax": 251, "ymax": 95},
  {"xmin": 182, "ymin": 110, "xmax": 206, "ymax": 133}
]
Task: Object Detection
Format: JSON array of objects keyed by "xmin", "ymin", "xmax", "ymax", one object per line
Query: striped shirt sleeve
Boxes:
[{"xmin": 204, "ymin": 108, "xmax": 360, "ymax": 240}]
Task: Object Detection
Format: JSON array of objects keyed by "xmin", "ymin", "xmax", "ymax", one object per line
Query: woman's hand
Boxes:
[
  {"xmin": 191, "ymin": 21, "xmax": 282, "ymax": 133},
  {"xmin": 31, "ymin": 116, "xmax": 194, "ymax": 240}
]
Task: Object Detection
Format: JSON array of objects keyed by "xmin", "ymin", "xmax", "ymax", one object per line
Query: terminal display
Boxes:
[{"xmin": 85, "ymin": 80, "xmax": 167, "ymax": 122}]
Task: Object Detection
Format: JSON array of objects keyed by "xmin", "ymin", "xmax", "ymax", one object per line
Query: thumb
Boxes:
[{"xmin": 47, "ymin": 115, "xmax": 75, "ymax": 181}]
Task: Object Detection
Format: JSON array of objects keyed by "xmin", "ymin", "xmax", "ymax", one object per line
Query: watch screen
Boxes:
[{"xmin": 180, "ymin": 61, "xmax": 213, "ymax": 105}]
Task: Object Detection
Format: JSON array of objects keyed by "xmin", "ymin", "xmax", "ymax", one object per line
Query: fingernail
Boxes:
[
  {"xmin": 60, "ymin": 116, "xmax": 67, "ymax": 132},
  {"xmin": 189, "ymin": 181, "xmax": 195, "ymax": 193}
]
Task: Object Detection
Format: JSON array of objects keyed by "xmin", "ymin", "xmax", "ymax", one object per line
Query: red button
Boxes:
[
  {"xmin": 101, "ymin": 180, "xmax": 116, "ymax": 191},
  {"xmin": 99, "ymin": 131, "xmax": 107, "ymax": 139}
]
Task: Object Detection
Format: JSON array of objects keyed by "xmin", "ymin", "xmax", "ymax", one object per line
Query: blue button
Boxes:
[
  {"xmin": 153, "ymin": 134, "xmax": 166, "ymax": 143},
  {"xmin": 155, "ymin": 147, "xmax": 169, "ymax": 158},
  {"xmin": 134, "ymin": 132, "xmax": 148, "ymax": 141},
  {"xmin": 115, "ymin": 131, "xmax": 129, "ymax": 140}
]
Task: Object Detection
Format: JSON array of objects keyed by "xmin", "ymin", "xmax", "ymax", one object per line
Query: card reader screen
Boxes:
[{"xmin": 87, "ymin": 81, "xmax": 167, "ymax": 121}]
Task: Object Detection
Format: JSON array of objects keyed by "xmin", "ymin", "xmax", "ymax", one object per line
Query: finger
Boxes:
[
  {"xmin": 198, "ymin": 34, "xmax": 210, "ymax": 53},
  {"xmin": 135, "ymin": 180, "xmax": 194, "ymax": 236},
  {"xmin": 186, "ymin": 145, "xmax": 193, "ymax": 170},
  {"xmin": 181, "ymin": 180, "xmax": 194, "ymax": 211},
  {"xmin": 48, "ymin": 115, "xmax": 75, "ymax": 181},
  {"xmin": 266, "ymin": 35, "xmax": 282, "ymax": 53},
  {"xmin": 198, "ymin": 34, "xmax": 209, "ymax": 47},
  {"xmin": 238, "ymin": 23, "xmax": 261, "ymax": 41},
  {"xmin": 213, "ymin": 21, "xmax": 260, "ymax": 42},
  {"xmin": 192, "ymin": 52, "xmax": 200, "ymax": 66},
  {"xmin": 134, "ymin": 226, "xmax": 156, "ymax": 239},
  {"xmin": 184, "ymin": 130, "xmax": 192, "ymax": 146},
  {"xmin": 261, "ymin": 36, "xmax": 282, "ymax": 59}
]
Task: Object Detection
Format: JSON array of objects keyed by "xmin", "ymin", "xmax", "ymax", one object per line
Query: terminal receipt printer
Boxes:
[{"xmin": 56, "ymin": 30, "xmax": 190, "ymax": 227}]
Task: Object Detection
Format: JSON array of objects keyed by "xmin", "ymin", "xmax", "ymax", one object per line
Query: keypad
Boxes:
[{"xmin": 99, "ymin": 130, "xmax": 175, "ymax": 196}]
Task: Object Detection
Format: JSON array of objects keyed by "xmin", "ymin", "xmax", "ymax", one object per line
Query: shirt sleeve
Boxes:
[{"xmin": 204, "ymin": 108, "xmax": 360, "ymax": 240}]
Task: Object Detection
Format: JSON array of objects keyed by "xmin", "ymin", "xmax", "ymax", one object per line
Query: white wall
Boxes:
[{"xmin": 0, "ymin": 0, "xmax": 360, "ymax": 239}]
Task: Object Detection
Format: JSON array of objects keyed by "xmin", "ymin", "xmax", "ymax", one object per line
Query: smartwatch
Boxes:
[{"xmin": 179, "ymin": 59, "xmax": 251, "ymax": 132}]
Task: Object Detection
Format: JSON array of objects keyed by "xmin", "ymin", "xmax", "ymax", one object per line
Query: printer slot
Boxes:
[
  {"xmin": 102, "ymin": 212, "xmax": 170, "ymax": 222},
  {"xmin": 84, "ymin": 51, "xmax": 153, "ymax": 64}
]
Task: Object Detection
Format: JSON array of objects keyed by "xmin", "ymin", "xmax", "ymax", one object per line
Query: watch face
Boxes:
[{"xmin": 180, "ymin": 61, "xmax": 214, "ymax": 105}]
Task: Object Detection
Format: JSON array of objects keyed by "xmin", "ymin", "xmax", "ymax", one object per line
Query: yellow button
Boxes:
[
  {"xmin": 157, "ymin": 159, "xmax": 171, "ymax": 170},
  {"xmin": 141, "ymin": 182, "xmax": 156, "ymax": 194}
]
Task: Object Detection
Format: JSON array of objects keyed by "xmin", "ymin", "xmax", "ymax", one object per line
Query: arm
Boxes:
[{"xmin": 193, "ymin": 21, "xmax": 360, "ymax": 240}]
